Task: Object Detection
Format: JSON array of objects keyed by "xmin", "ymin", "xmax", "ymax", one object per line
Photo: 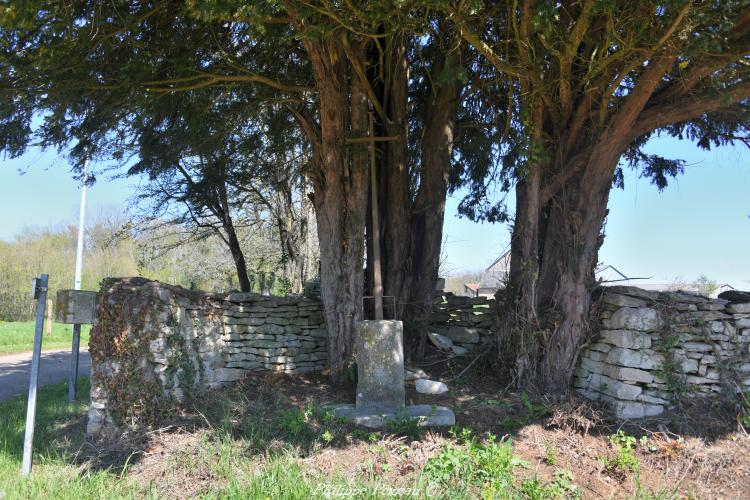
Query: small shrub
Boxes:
[
  {"xmin": 521, "ymin": 392, "xmax": 548, "ymax": 420},
  {"xmin": 384, "ymin": 409, "xmax": 424, "ymax": 440},
  {"xmin": 278, "ymin": 408, "xmax": 310, "ymax": 437},
  {"xmin": 501, "ymin": 392, "xmax": 548, "ymax": 430},
  {"xmin": 320, "ymin": 430, "xmax": 334, "ymax": 444},
  {"xmin": 600, "ymin": 431, "xmax": 640, "ymax": 474},
  {"xmin": 423, "ymin": 433, "xmax": 528, "ymax": 492},
  {"xmin": 543, "ymin": 440, "xmax": 558, "ymax": 465},
  {"xmin": 520, "ymin": 469, "xmax": 581, "ymax": 499}
]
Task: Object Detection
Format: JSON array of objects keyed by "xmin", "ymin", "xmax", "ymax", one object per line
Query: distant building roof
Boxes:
[
  {"xmin": 465, "ymin": 283, "xmax": 479, "ymax": 291},
  {"xmin": 595, "ymin": 264, "xmax": 630, "ymax": 283},
  {"xmin": 477, "ymin": 251, "xmax": 510, "ymax": 289}
]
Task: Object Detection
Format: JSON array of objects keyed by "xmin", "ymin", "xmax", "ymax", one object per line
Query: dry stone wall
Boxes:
[
  {"xmin": 429, "ymin": 293, "xmax": 495, "ymax": 352},
  {"xmin": 87, "ymin": 278, "xmax": 327, "ymax": 436},
  {"xmin": 575, "ymin": 286, "xmax": 750, "ymax": 418}
]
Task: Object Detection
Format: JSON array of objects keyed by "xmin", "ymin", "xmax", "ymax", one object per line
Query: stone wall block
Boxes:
[
  {"xmin": 606, "ymin": 398, "xmax": 664, "ymax": 419},
  {"xmin": 727, "ymin": 303, "xmax": 750, "ymax": 314},
  {"xmin": 607, "ymin": 307, "xmax": 662, "ymax": 331},
  {"xmin": 599, "ymin": 329, "xmax": 652, "ymax": 349},
  {"xmin": 602, "ymin": 364, "xmax": 654, "ymax": 384},
  {"xmin": 602, "ymin": 293, "xmax": 648, "ymax": 308},
  {"xmin": 597, "ymin": 375, "xmax": 642, "ymax": 401},
  {"xmin": 606, "ymin": 347, "xmax": 664, "ymax": 370}
]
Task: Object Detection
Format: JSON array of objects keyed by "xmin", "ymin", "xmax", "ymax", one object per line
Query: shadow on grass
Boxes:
[
  {"xmin": 0, "ymin": 377, "xmax": 90, "ymax": 464},
  {"xmin": 0, "ymin": 356, "xmax": 744, "ymax": 498}
]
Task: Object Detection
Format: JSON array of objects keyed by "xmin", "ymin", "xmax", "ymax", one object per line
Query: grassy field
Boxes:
[{"xmin": 0, "ymin": 322, "xmax": 91, "ymax": 354}]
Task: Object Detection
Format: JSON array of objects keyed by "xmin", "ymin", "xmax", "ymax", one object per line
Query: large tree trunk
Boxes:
[
  {"xmin": 369, "ymin": 28, "xmax": 461, "ymax": 347},
  {"xmin": 400, "ymin": 47, "xmax": 460, "ymax": 357},
  {"xmin": 498, "ymin": 149, "xmax": 619, "ymax": 393},
  {"xmin": 303, "ymin": 36, "xmax": 369, "ymax": 380},
  {"xmin": 379, "ymin": 32, "xmax": 411, "ymax": 315}
]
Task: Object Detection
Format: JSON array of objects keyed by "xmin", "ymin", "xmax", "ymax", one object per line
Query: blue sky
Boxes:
[
  {"xmin": 1, "ymin": 136, "xmax": 749, "ymax": 287},
  {"xmin": 442, "ymin": 135, "xmax": 749, "ymax": 287}
]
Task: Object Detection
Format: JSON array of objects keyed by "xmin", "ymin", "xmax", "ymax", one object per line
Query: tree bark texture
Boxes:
[
  {"xmin": 366, "ymin": 29, "xmax": 462, "ymax": 345},
  {"xmin": 300, "ymin": 35, "xmax": 369, "ymax": 380},
  {"xmin": 496, "ymin": 57, "xmax": 681, "ymax": 393}
]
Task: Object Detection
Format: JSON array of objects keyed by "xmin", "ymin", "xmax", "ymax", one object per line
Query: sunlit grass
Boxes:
[{"xmin": 0, "ymin": 322, "xmax": 91, "ymax": 354}]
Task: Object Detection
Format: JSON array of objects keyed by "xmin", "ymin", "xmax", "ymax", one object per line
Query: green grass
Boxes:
[
  {"xmin": 0, "ymin": 376, "xmax": 579, "ymax": 499},
  {"xmin": 0, "ymin": 379, "xmax": 426, "ymax": 499},
  {"xmin": 0, "ymin": 378, "xmax": 141, "ymax": 499},
  {"xmin": 0, "ymin": 322, "xmax": 91, "ymax": 354}
]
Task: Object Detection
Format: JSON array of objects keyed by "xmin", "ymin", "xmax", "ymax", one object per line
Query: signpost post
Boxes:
[
  {"xmin": 55, "ymin": 291, "xmax": 97, "ymax": 401},
  {"xmin": 21, "ymin": 274, "xmax": 49, "ymax": 476},
  {"xmin": 69, "ymin": 160, "xmax": 88, "ymax": 402}
]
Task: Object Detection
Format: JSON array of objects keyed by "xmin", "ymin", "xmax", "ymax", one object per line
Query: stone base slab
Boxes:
[{"xmin": 333, "ymin": 404, "xmax": 455, "ymax": 429}]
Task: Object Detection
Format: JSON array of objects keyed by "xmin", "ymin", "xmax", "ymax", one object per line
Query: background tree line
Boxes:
[{"xmin": 0, "ymin": 205, "xmax": 316, "ymax": 321}]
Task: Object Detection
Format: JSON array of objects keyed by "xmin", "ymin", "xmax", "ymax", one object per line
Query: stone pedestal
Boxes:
[
  {"xmin": 333, "ymin": 404, "xmax": 455, "ymax": 429},
  {"xmin": 355, "ymin": 320, "xmax": 405, "ymax": 410},
  {"xmin": 334, "ymin": 320, "xmax": 454, "ymax": 428}
]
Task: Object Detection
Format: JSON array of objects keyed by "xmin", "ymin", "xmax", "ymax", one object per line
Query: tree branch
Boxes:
[
  {"xmin": 144, "ymin": 72, "xmax": 313, "ymax": 94},
  {"xmin": 631, "ymin": 81, "xmax": 750, "ymax": 139}
]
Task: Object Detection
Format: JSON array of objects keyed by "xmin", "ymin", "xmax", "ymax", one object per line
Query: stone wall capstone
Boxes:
[
  {"xmin": 575, "ymin": 286, "xmax": 750, "ymax": 418},
  {"xmin": 87, "ymin": 278, "xmax": 327, "ymax": 436}
]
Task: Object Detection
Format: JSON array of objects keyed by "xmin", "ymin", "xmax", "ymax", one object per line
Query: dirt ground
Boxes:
[{"xmin": 71, "ymin": 355, "xmax": 750, "ymax": 499}]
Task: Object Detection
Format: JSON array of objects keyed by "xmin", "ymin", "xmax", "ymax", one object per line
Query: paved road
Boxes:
[{"xmin": 0, "ymin": 349, "xmax": 91, "ymax": 402}]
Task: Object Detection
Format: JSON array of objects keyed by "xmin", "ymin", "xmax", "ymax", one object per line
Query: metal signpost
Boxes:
[{"xmin": 21, "ymin": 274, "xmax": 49, "ymax": 476}]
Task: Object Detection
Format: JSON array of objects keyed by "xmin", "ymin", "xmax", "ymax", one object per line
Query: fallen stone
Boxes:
[
  {"xmin": 451, "ymin": 345, "xmax": 469, "ymax": 356},
  {"xmin": 404, "ymin": 367, "xmax": 428, "ymax": 381},
  {"xmin": 436, "ymin": 326, "xmax": 480, "ymax": 344},
  {"xmin": 415, "ymin": 379, "xmax": 448, "ymax": 395},
  {"xmin": 428, "ymin": 332, "xmax": 454, "ymax": 350}
]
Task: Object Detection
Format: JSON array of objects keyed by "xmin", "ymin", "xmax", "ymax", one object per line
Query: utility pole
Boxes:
[{"xmin": 69, "ymin": 160, "xmax": 88, "ymax": 402}]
